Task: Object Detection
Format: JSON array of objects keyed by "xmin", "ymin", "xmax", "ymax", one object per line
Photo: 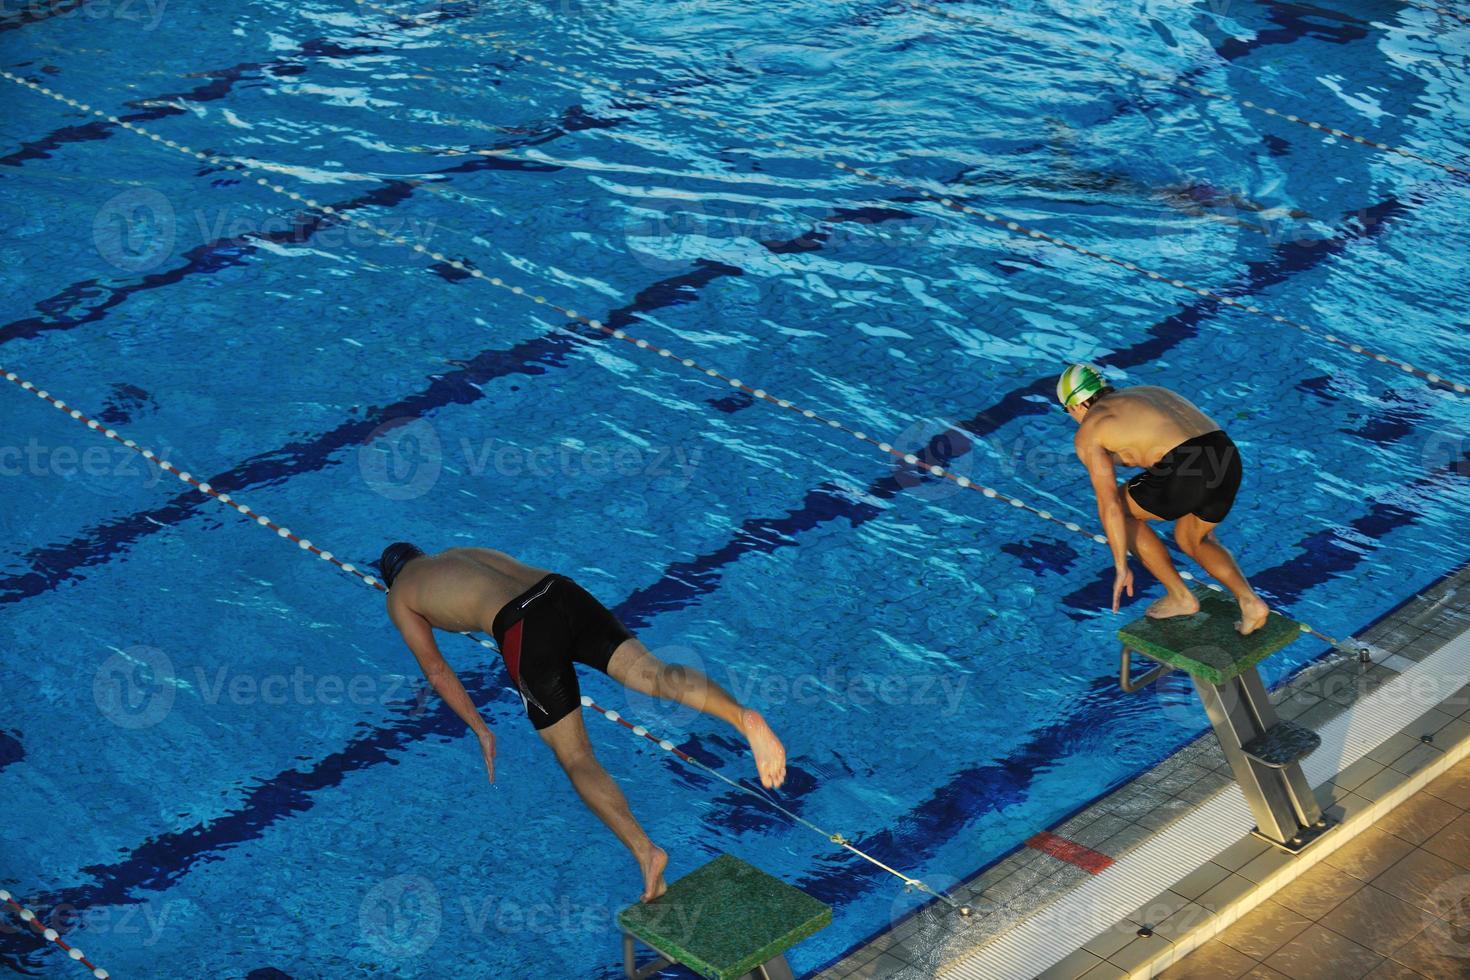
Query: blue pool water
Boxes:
[{"xmin": 2, "ymin": 0, "xmax": 1468, "ymax": 976}]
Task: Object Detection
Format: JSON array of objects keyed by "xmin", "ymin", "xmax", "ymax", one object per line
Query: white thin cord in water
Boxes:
[{"xmin": 578, "ymin": 695, "xmax": 971, "ymax": 914}]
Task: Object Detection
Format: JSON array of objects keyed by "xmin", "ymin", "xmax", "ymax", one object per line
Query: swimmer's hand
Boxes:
[
  {"xmin": 1112, "ymin": 567, "xmax": 1135, "ymax": 613},
  {"xmin": 477, "ymin": 729, "xmax": 497, "ymax": 784}
]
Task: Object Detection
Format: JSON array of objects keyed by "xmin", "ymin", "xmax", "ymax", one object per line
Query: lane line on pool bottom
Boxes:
[
  {"xmin": 0, "ymin": 364, "xmax": 972, "ymax": 924},
  {"xmin": 1401, "ymin": 0, "xmax": 1470, "ymax": 27},
  {"xmin": 0, "ymin": 72, "xmax": 1413, "ymax": 670},
  {"xmin": 346, "ymin": 0, "xmax": 1469, "ymax": 397},
  {"xmin": 907, "ymin": 0, "xmax": 1470, "ymax": 179},
  {"xmin": 0, "ymin": 65, "xmax": 1462, "ymax": 585},
  {"xmin": 0, "ymin": 889, "xmax": 109, "ymax": 978},
  {"xmin": 5, "ymin": 55, "xmax": 1465, "ymax": 414}
]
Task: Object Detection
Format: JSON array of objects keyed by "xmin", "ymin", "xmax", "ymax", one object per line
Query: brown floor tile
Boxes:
[
  {"xmin": 1158, "ymin": 940, "xmax": 1256, "ymax": 979},
  {"xmin": 1424, "ymin": 757, "xmax": 1470, "ymax": 810},
  {"xmin": 1362, "ymin": 962, "xmax": 1430, "ymax": 979},
  {"xmin": 1218, "ymin": 900, "xmax": 1313, "ymax": 959},
  {"xmin": 1240, "ymin": 967, "xmax": 1292, "ymax": 980},
  {"xmin": 1265, "ymin": 923, "xmax": 1384, "ymax": 980},
  {"xmin": 1326, "ymin": 828, "xmax": 1418, "ymax": 883},
  {"xmin": 1375, "ymin": 849, "xmax": 1470, "ymax": 912},
  {"xmin": 1273, "ymin": 863, "xmax": 1367, "ymax": 919},
  {"xmin": 1318, "ymin": 885, "xmax": 1429, "ymax": 956},
  {"xmin": 1377, "ymin": 793, "xmax": 1464, "ymax": 844},
  {"xmin": 1387, "ymin": 924, "xmax": 1470, "ymax": 978},
  {"xmin": 1423, "ymin": 811, "xmax": 1470, "ymax": 870}
]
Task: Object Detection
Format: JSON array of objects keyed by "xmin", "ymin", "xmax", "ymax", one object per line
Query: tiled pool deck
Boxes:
[
  {"xmin": 814, "ymin": 562, "xmax": 1470, "ymax": 980},
  {"xmin": 1160, "ymin": 754, "xmax": 1470, "ymax": 979}
]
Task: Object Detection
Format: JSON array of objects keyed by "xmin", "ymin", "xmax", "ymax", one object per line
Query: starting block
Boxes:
[
  {"xmin": 618, "ymin": 854, "xmax": 832, "ymax": 980},
  {"xmin": 1118, "ymin": 587, "xmax": 1333, "ymax": 853}
]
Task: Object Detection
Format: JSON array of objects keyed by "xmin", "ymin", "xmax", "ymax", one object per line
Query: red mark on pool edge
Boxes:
[{"xmin": 1026, "ymin": 831, "xmax": 1115, "ymax": 874}]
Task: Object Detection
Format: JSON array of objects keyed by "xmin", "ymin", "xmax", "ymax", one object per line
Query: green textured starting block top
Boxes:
[
  {"xmin": 619, "ymin": 854, "xmax": 832, "ymax": 980},
  {"xmin": 1118, "ymin": 587, "xmax": 1302, "ymax": 685}
]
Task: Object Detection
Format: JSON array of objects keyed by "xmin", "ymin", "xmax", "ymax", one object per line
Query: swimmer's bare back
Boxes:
[
  {"xmin": 1079, "ymin": 386, "xmax": 1221, "ymax": 468},
  {"xmin": 385, "ymin": 547, "xmax": 550, "ymax": 635}
]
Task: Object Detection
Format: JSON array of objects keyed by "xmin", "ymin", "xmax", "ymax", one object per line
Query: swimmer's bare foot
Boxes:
[
  {"xmin": 1147, "ymin": 592, "xmax": 1201, "ymax": 620},
  {"xmin": 638, "ymin": 845, "xmax": 668, "ymax": 903},
  {"xmin": 741, "ymin": 708, "xmax": 787, "ymax": 789},
  {"xmin": 1237, "ymin": 596, "xmax": 1270, "ymax": 636}
]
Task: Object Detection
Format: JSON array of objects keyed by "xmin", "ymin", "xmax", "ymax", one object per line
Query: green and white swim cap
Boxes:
[{"xmin": 1057, "ymin": 363, "xmax": 1109, "ymax": 408}]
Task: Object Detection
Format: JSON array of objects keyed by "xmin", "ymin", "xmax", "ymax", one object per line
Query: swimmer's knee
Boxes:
[{"xmin": 539, "ymin": 714, "xmax": 594, "ymax": 765}]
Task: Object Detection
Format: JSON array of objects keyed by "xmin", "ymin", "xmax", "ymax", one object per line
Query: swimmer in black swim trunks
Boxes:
[
  {"xmin": 1059, "ymin": 364, "xmax": 1272, "ymax": 635},
  {"xmin": 377, "ymin": 544, "xmax": 788, "ymax": 903}
]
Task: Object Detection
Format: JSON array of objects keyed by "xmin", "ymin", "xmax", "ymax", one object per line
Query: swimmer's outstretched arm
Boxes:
[
  {"xmin": 1077, "ymin": 434, "xmax": 1133, "ymax": 612},
  {"xmin": 389, "ymin": 601, "xmax": 497, "ymax": 783}
]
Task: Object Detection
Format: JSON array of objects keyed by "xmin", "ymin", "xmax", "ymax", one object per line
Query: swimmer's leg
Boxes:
[
  {"xmin": 1174, "ymin": 516, "xmax": 1270, "ymax": 635},
  {"xmin": 607, "ymin": 640, "xmax": 786, "ymax": 790},
  {"xmin": 1121, "ymin": 483, "xmax": 1199, "ymax": 619},
  {"xmin": 538, "ymin": 709, "xmax": 667, "ymax": 903}
]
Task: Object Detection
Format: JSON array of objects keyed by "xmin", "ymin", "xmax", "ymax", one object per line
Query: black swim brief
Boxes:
[
  {"xmin": 490, "ymin": 574, "xmax": 633, "ymax": 730},
  {"xmin": 1126, "ymin": 430, "xmax": 1242, "ymax": 524}
]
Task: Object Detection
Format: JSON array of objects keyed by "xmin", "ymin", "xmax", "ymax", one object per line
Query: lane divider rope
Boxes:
[
  {"xmin": 341, "ymin": 2, "xmax": 1470, "ymax": 396},
  {"xmin": 0, "ymin": 889, "xmax": 109, "ymax": 979},
  {"xmin": 907, "ymin": 0, "xmax": 1470, "ymax": 179},
  {"xmin": 4, "ymin": 66, "xmax": 1465, "ymax": 411},
  {"xmin": 0, "ymin": 74, "xmax": 1383, "ymax": 657},
  {"xmin": 0, "ymin": 71, "xmax": 1183, "ymax": 543},
  {"xmin": 0, "ymin": 354, "xmax": 1370, "ymax": 903},
  {"xmin": 0, "ymin": 364, "xmax": 971, "ymax": 916},
  {"xmin": 6, "ymin": 10, "xmax": 1463, "ymax": 399}
]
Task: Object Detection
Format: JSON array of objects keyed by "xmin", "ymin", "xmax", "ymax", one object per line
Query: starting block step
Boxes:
[
  {"xmin": 1242, "ymin": 720, "xmax": 1321, "ymax": 769},
  {"xmin": 1118, "ymin": 587, "xmax": 1303, "ymax": 685},
  {"xmin": 618, "ymin": 854, "xmax": 831, "ymax": 980}
]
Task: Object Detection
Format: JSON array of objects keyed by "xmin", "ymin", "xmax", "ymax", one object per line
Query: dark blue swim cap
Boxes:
[{"xmin": 379, "ymin": 542, "xmax": 425, "ymax": 589}]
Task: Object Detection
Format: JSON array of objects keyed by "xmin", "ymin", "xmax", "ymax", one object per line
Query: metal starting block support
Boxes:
[{"xmin": 1118, "ymin": 588, "xmax": 1334, "ymax": 853}]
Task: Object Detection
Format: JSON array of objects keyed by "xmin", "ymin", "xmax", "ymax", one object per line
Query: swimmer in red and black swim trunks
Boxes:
[
  {"xmin": 377, "ymin": 544, "xmax": 787, "ymax": 902},
  {"xmin": 1059, "ymin": 364, "xmax": 1272, "ymax": 636}
]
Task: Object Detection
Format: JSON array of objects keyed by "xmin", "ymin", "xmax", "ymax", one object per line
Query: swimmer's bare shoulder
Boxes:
[
  {"xmin": 1126, "ymin": 386, "xmax": 1218, "ymax": 429},
  {"xmin": 1074, "ymin": 393, "xmax": 1122, "ymax": 451}
]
